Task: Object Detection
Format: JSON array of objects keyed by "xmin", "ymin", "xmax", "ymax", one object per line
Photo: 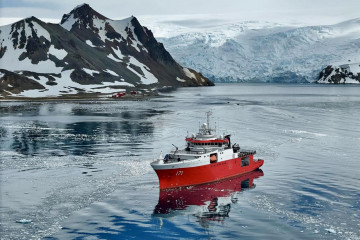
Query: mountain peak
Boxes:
[
  {"xmin": 23, "ymin": 16, "xmax": 37, "ymax": 21},
  {"xmin": 13, "ymin": 16, "xmax": 42, "ymax": 25},
  {"xmin": 0, "ymin": 4, "xmax": 213, "ymax": 99},
  {"xmin": 72, "ymin": 3, "xmax": 90, "ymax": 11},
  {"xmin": 60, "ymin": 3, "xmax": 108, "ymax": 28}
]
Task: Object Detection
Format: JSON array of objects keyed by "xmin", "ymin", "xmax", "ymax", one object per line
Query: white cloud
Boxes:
[{"xmin": 1, "ymin": 0, "xmax": 359, "ymax": 26}]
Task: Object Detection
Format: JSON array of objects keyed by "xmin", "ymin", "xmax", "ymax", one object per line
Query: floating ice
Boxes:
[
  {"xmin": 325, "ymin": 228, "xmax": 336, "ymax": 234},
  {"xmin": 16, "ymin": 219, "xmax": 32, "ymax": 224}
]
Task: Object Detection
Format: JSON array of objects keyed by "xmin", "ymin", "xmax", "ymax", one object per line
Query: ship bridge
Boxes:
[{"xmin": 185, "ymin": 112, "xmax": 231, "ymax": 152}]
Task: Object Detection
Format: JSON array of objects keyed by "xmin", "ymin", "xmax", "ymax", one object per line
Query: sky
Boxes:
[{"xmin": 0, "ymin": 0, "xmax": 359, "ymax": 27}]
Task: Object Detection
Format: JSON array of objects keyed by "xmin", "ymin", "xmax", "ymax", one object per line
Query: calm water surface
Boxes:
[{"xmin": 0, "ymin": 84, "xmax": 359, "ymax": 240}]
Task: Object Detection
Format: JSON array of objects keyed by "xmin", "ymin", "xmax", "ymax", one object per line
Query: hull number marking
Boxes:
[{"xmin": 176, "ymin": 170, "xmax": 183, "ymax": 176}]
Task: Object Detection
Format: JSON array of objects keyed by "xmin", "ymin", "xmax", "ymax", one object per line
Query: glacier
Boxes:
[{"xmin": 139, "ymin": 16, "xmax": 360, "ymax": 83}]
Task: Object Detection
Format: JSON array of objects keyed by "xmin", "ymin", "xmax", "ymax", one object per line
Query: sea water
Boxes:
[{"xmin": 0, "ymin": 84, "xmax": 359, "ymax": 240}]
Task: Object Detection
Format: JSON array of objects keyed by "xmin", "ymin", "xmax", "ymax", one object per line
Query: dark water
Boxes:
[{"xmin": 0, "ymin": 84, "xmax": 359, "ymax": 240}]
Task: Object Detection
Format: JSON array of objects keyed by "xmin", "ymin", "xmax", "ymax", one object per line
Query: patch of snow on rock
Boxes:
[
  {"xmin": 27, "ymin": 75, "xmax": 48, "ymax": 88},
  {"xmin": 108, "ymin": 17, "xmax": 132, "ymax": 40},
  {"xmin": 107, "ymin": 47, "xmax": 124, "ymax": 62},
  {"xmin": 48, "ymin": 45, "xmax": 67, "ymax": 60},
  {"xmin": 92, "ymin": 17, "xmax": 107, "ymax": 42},
  {"xmin": 103, "ymin": 69, "xmax": 119, "ymax": 77},
  {"xmin": 61, "ymin": 14, "xmax": 76, "ymax": 31},
  {"xmin": 176, "ymin": 77, "xmax": 186, "ymax": 82},
  {"xmin": 109, "ymin": 17, "xmax": 144, "ymax": 52},
  {"xmin": 183, "ymin": 67, "xmax": 196, "ymax": 79},
  {"xmin": 16, "ymin": 70, "xmax": 134, "ymax": 97},
  {"xmin": 82, "ymin": 68, "xmax": 100, "ymax": 75},
  {"xmin": 1, "ymin": 35, "xmax": 63, "ymax": 73},
  {"xmin": 85, "ymin": 40, "xmax": 96, "ymax": 47},
  {"xmin": 107, "ymin": 54, "xmax": 121, "ymax": 62},
  {"xmin": 32, "ymin": 21, "xmax": 51, "ymax": 41},
  {"xmin": 128, "ymin": 56, "xmax": 158, "ymax": 84}
]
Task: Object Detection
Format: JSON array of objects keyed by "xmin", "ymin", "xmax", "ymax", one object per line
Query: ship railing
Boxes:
[
  {"xmin": 238, "ymin": 150, "xmax": 256, "ymax": 158},
  {"xmin": 163, "ymin": 155, "xmax": 200, "ymax": 164},
  {"xmin": 162, "ymin": 150, "xmax": 208, "ymax": 164},
  {"xmin": 171, "ymin": 149, "xmax": 210, "ymax": 155}
]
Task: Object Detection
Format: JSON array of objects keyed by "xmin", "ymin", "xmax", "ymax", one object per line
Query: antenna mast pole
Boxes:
[{"xmin": 206, "ymin": 111, "xmax": 212, "ymax": 129}]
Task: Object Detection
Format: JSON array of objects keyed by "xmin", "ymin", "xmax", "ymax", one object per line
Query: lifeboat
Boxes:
[{"xmin": 151, "ymin": 111, "xmax": 264, "ymax": 190}]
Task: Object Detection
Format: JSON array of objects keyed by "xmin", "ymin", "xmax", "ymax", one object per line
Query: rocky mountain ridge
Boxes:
[
  {"xmin": 317, "ymin": 63, "xmax": 360, "ymax": 84},
  {"xmin": 0, "ymin": 4, "xmax": 213, "ymax": 98}
]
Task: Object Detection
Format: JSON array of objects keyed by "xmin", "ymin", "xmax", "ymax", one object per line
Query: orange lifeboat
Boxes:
[{"xmin": 210, "ymin": 154, "xmax": 217, "ymax": 163}]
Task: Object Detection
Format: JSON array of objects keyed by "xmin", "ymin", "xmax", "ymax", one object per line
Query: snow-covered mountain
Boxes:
[
  {"xmin": 142, "ymin": 16, "xmax": 360, "ymax": 83},
  {"xmin": 0, "ymin": 4, "xmax": 213, "ymax": 98},
  {"xmin": 317, "ymin": 63, "xmax": 360, "ymax": 84}
]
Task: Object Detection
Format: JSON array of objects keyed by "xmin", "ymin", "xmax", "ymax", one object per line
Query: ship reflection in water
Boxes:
[{"xmin": 153, "ymin": 170, "xmax": 264, "ymax": 224}]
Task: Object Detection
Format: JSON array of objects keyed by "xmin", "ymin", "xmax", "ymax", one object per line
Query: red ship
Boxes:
[{"xmin": 151, "ymin": 112, "xmax": 264, "ymax": 190}]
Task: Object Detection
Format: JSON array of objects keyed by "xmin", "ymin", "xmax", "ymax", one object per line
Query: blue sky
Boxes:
[{"xmin": 1, "ymin": 0, "xmax": 359, "ymax": 26}]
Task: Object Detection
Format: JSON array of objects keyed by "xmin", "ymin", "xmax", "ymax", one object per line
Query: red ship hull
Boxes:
[{"xmin": 154, "ymin": 155, "xmax": 264, "ymax": 190}]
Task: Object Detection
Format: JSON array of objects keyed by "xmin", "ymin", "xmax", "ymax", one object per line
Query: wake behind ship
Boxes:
[{"xmin": 151, "ymin": 112, "xmax": 264, "ymax": 190}]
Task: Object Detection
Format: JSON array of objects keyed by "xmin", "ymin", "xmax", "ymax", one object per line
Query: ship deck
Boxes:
[{"xmin": 161, "ymin": 149, "xmax": 257, "ymax": 164}]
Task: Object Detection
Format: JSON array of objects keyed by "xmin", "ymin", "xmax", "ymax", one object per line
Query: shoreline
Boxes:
[
  {"xmin": 0, "ymin": 92, "xmax": 163, "ymax": 102},
  {"xmin": 0, "ymin": 85, "xmax": 183, "ymax": 102},
  {"xmin": 2, "ymin": 83, "xmax": 359, "ymax": 102}
]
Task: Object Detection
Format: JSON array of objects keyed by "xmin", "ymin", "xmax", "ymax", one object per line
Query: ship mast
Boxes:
[
  {"xmin": 197, "ymin": 111, "xmax": 216, "ymax": 136},
  {"xmin": 206, "ymin": 111, "xmax": 212, "ymax": 129},
  {"xmin": 204, "ymin": 111, "xmax": 215, "ymax": 135}
]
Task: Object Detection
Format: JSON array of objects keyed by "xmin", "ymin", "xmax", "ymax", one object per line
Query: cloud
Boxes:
[
  {"xmin": 0, "ymin": 0, "xmax": 59, "ymax": 9},
  {"xmin": 0, "ymin": 0, "xmax": 359, "ymax": 26}
]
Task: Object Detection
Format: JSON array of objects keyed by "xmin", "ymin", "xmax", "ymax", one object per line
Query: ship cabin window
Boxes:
[
  {"xmin": 194, "ymin": 142, "xmax": 219, "ymax": 146},
  {"xmin": 241, "ymin": 156, "xmax": 249, "ymax": 167}
]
